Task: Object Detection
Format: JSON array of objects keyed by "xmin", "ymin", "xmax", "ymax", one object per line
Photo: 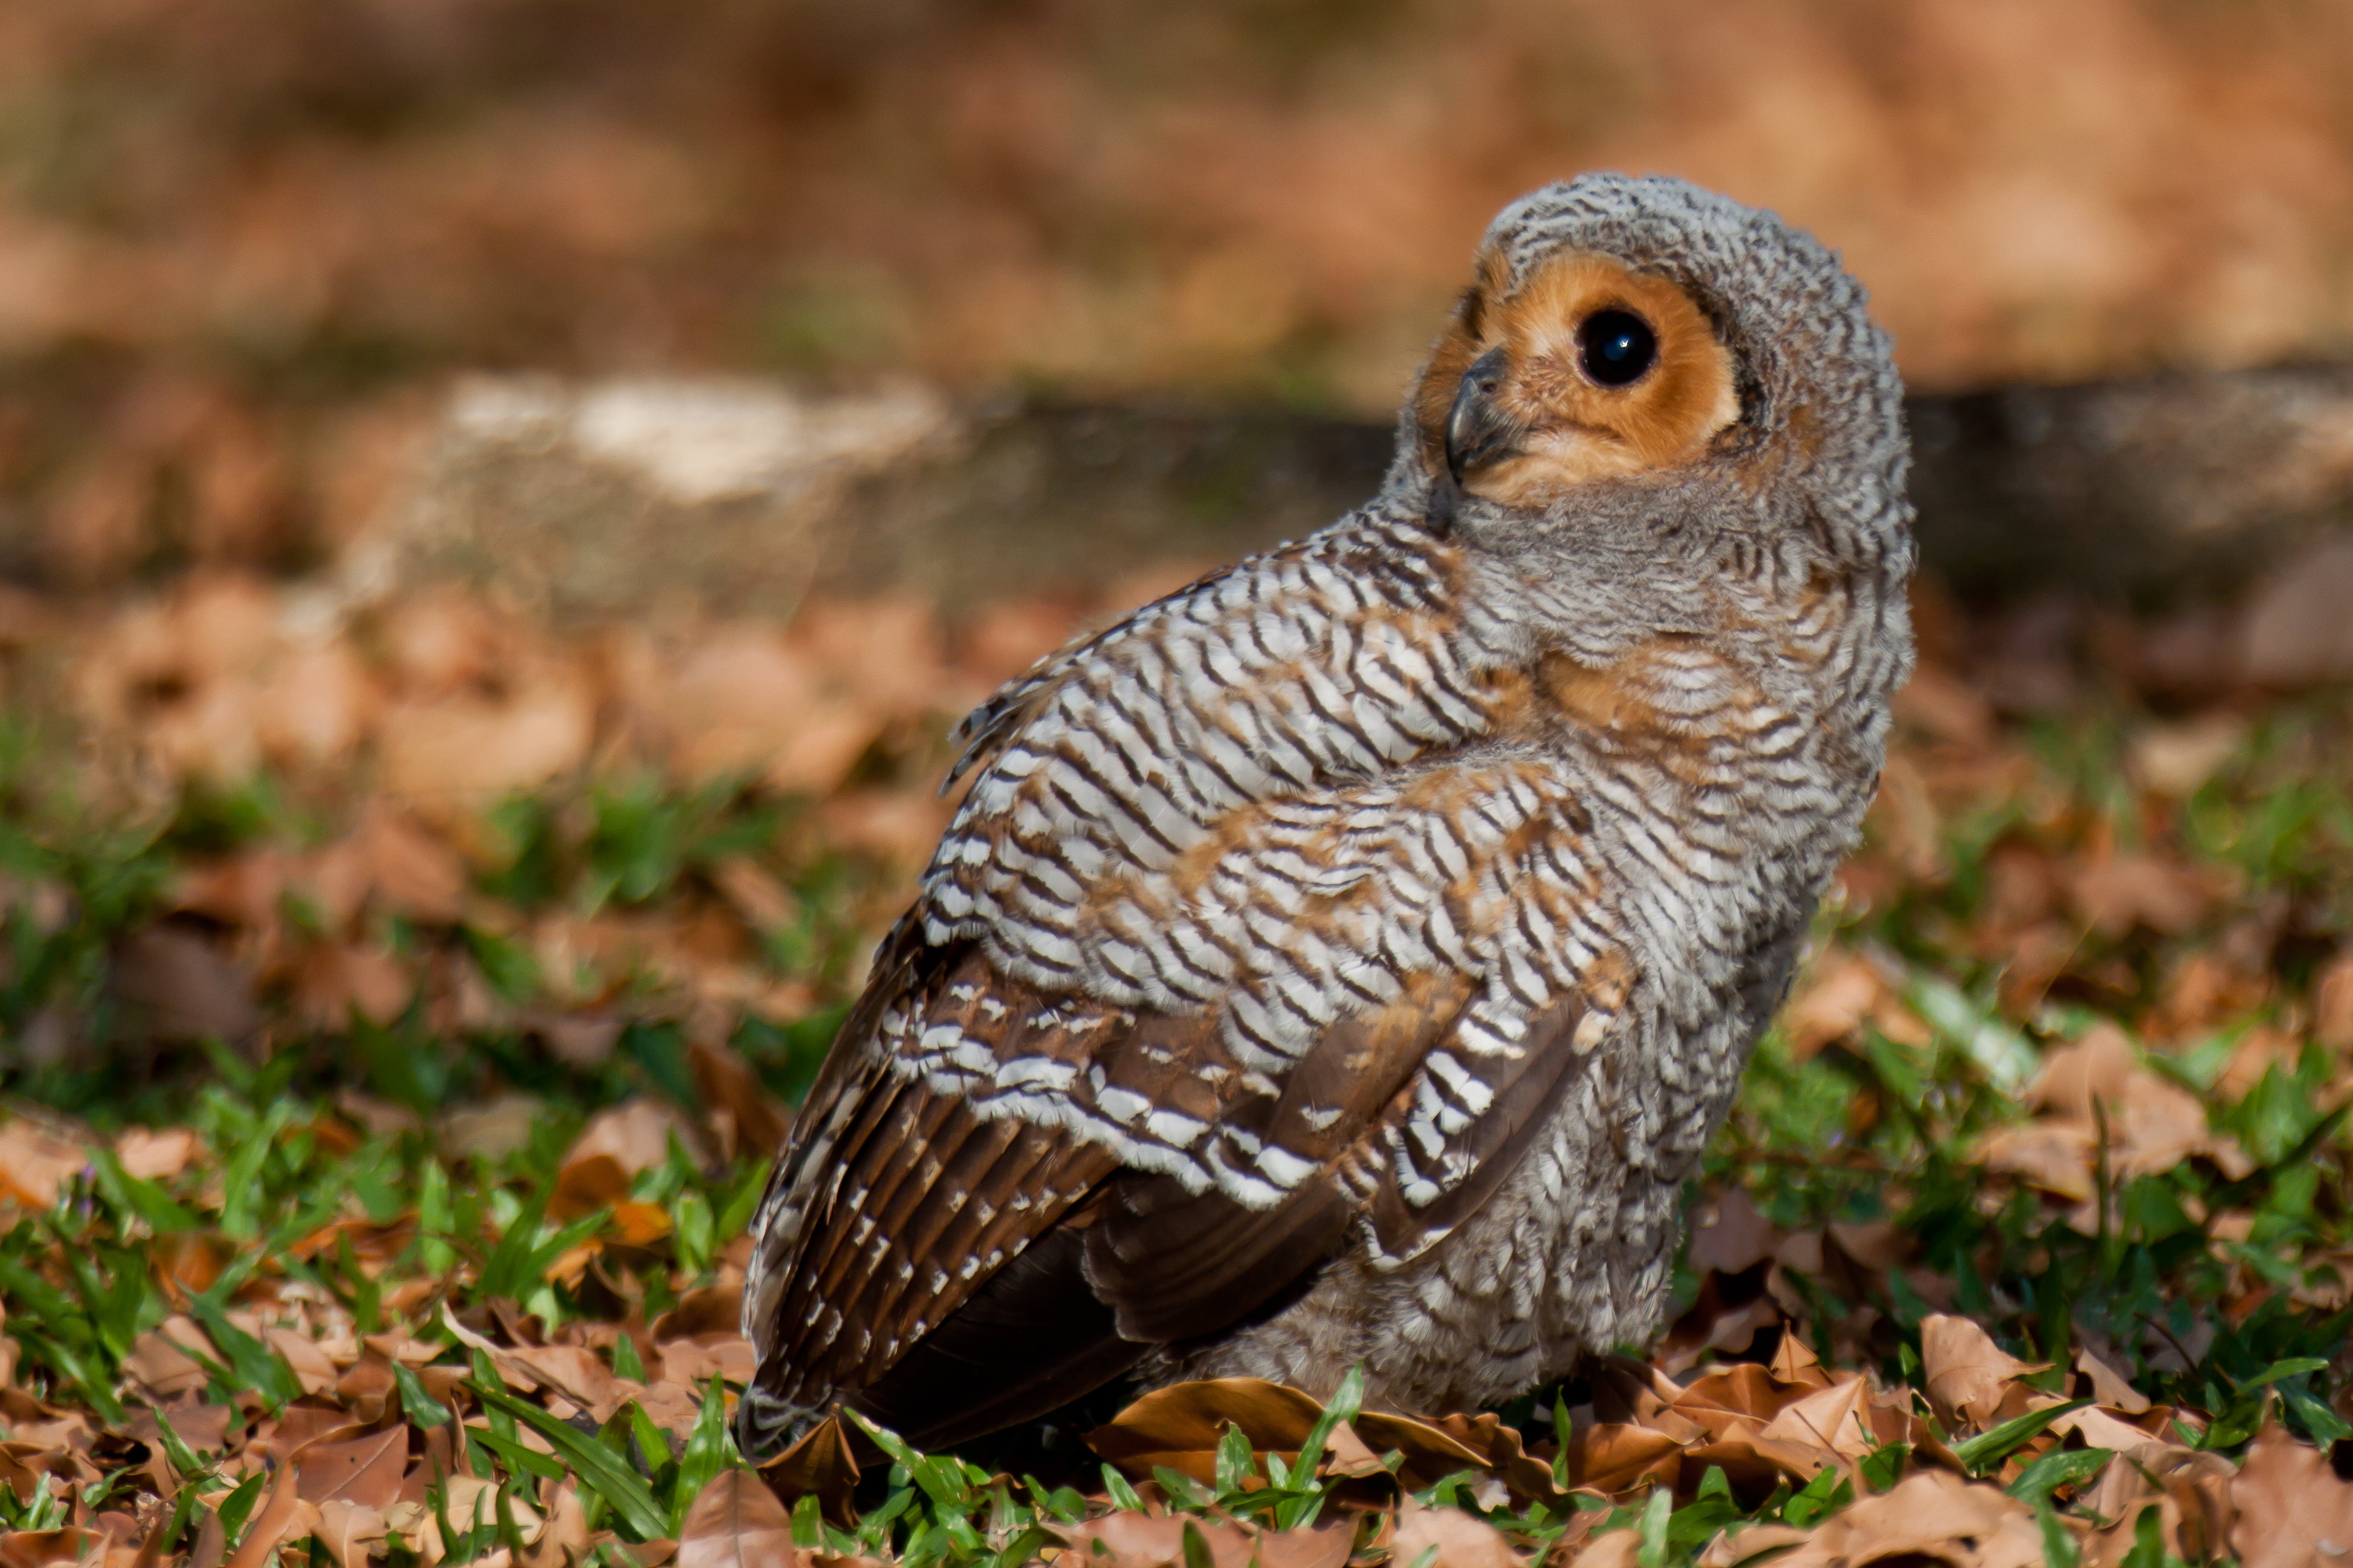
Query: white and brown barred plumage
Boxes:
[{"xmin": 737, "ymin": 174, "xmax": 1915, "ymax": 1454}]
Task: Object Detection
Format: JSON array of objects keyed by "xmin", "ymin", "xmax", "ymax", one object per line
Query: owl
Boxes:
[{"xmin": 737, "ymin": 173, "xmax": 1914, "ymax": 1456}]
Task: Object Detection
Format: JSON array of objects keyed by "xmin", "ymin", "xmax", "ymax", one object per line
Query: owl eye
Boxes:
[{"xmin": 1577, "ymin": 309, "xmax": 1658, "ymax": 387}]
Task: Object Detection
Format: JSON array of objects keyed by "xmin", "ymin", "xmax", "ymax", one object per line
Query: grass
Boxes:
[{"xmin": 1, "ymin": 676, "xmax": 2350, "ymax": 1563}]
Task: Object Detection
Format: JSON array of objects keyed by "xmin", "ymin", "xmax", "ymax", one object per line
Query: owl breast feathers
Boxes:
[{"xmin": 737, "ymin": 173, "xmax": 1916, "ymax": 1455}]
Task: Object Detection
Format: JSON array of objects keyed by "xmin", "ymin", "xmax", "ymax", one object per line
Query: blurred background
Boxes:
[{"xmin": 2, "ymin": 0, "xmax": 2352, "ymax": 589}]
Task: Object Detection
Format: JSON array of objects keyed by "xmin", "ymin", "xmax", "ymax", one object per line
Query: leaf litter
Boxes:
[{"xmin": 3, "ymin": 574, "xmax": 2353, "ymax": 1563}]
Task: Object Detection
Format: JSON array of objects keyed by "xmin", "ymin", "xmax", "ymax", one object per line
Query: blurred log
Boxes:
[
  {"xmin": 381, "ymin": 365, "xmax": 2353, "ymax": 621},
  {"xmin": 1906, "ymin": 364, "xmax": 2353, "ymax": 602}
]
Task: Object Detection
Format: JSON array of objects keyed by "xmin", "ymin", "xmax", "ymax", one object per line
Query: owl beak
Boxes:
[{"xmin": 1444, "ymin": 346, "xmax": 1521, "ymax": 486}]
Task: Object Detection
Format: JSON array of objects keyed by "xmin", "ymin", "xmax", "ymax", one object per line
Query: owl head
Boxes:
[{"xmin": 1404, "ymin": 174, "xmax": 1911, "ymax": 574}]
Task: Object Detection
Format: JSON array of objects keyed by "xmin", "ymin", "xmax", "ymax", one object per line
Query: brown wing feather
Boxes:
[
  {"xmin": 1080, "ymin": 971, "xmax": 1474, "ymax": 1343},
  {"xmin": 750, "ymin": 913, "xmax": 1605, "ymax": 1445}
]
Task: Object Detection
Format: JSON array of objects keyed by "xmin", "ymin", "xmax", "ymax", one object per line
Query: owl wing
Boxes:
[
  {"xmin": 743, "ymin": 764, "xmax": 1617, "ymax": 1448},
  {"xmin": 742, "ymin": 520, "xmax": 1626, "ymax": 1446}
]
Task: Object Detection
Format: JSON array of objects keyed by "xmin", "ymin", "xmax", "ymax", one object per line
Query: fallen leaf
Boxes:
[
  {"xmin": 113, "ymin": 1126, "xmax": 202, "ymax": 1182},
  {"xmin": 354, "ymin": 806, "xmax": 468, "ymax": 924},
  {"xmin": 266, "ymin": 1329, "xmax": 342, "ymax": 1396},
  {"xmin": 378, "ymin": 666, "xmax": 593, "ymax": 805},
  {"xmin": 552, "ymin": 1101, "xmax": 699, "ymax": 1219},
  {"xmin": 288, "ymin": 941, "xmax": 416, "ymax": 1030},
  {"xmin": 519, "ymin": 1485, "xmax": 590, "ymax": 1568},
  {"xmin": 0, "ymin": 1121, "xmax": 87, "ymax": 1211},
  {"xmin": 436, "ymin": 1094, "xmax": 546, "ymax": 1162},
  {"xmin": 296, "ymin": 1428, "xmax": 409, "ymax": 1508},
  {"xmin": 0, "ymin": 1529, "xmax": 108, "ymax": 1568},
  {"xmin": 2128, "ymin": 715, "xmax": 2246, "ymax": 798},
  {"xmin": 2231, "ymin": 1425, "xmax": 2353, "ymax": 1568},
  {"xmin": 1919, "ymin": 1315, "xmax": 2046, "ymax": 1434},
  {"xmin": 1685, "ymin": 1187, "xmax": 1780, "ymax": 1276},
  {"xmin": 1389, "ymin": 1498, "xmax": 1524, "ymax": 1568},
  {"xmin": 1757, "ymin": 1375, "xmax": 1875, "ymax": 1462},
  {"xmin": 121, "ymin": 1328, "xmax": 213, "ymax": 1401},
  {"xmin": 1056, "ymin": 1514, "xmax": 1262, "ymax": 1568},
  {"xmin": 1555, "ymin": 1424, "xmax": 1683, "ymax": 1496},
  {"xmin": 758, "ymin": 1415, "xmax": 858, "ymax": 1528},
  {"xmin": 312, "ymin": 1501, "xmax": 389, "ymax": 1568},
  {"xmin": 2068, "ymin": 853, "xmax": 2212, "ymax": 938},
  {"xmin": 686, "ymin": 1040, "xmax": 791, "ymax": 1165},
  {"xmin": 1245, "ymin": 1520, "xmax": 1355, "ymax": 1568},
  {"xmin": 225, "ymin": 1464, "xmax": 318, "ymax": 1568},
  {"xmin": 675, "ymin": 1468, "xmax": 799, "ymax": 1568}
]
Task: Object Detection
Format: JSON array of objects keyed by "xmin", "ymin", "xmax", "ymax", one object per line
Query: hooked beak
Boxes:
[{"xmin": 1444, "ymin": 345, "xmax": 1520, "ymax": 486}]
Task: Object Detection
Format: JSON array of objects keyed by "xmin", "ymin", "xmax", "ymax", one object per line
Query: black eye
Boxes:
[{"xmin": 1577, "ymin": 309, "xmax": 1657, "ymax": 387}]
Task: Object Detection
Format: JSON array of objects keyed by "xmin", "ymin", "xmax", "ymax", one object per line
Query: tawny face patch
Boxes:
[{"xmin": 1416, "ymin": 249, "xmax": 1740, "ymax": 508}]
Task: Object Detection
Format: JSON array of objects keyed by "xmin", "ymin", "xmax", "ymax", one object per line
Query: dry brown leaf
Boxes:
[
  {"xmin": 378, "ymin": 666, "xmax": 594, "ymax": 805},
  {"xmin": 2231, "ymin": 1425, "xmax": 2353, "ymax": 1567},
  {"xmin": 112, "ymin": 1126, "xmax": 202, "ymax": 1183},
  {"xmin": 1246, "ymin": 1519, "xmax": 1355, "ymax": 1568},
  {"xmin": 312, "ymin": 1501, "xmax": 389, "ymax": 1568},
  {"xmin": 265, "ymin": 1401, "xmax": 368, "ymax": 1457},
  {"xmin": 1972, "ymin": 1121, "xmax": 2096, "ymax": 1202},
  {"xmin": 1685, "ymin": 1188, "xmax": 1780, "ymax": 1277},
  {"xmin": 437, "ymin": 1094, "xmax": 546, "ymax": 1163},
  {"xmin": 676, "ymin": 1468, "xmax": 797, "ymax": 1568},
  {"xmin": 126, "ymin": 1396, "xmax": 233, "ymax": 1456},
  {"xmin": 1671, "ymin": 1362, "xmax": 1823, "ymax": 1430},
  {"xmin": 817, "ymin": 792, "xmax": 951, "ymax": 864},
  {"xmin": 224, "ymin": 1465, "xmax": 317, "ymax": 1568},
  {"xmin": 0, "ymin": 1122, "xmax": 87, "ymax": 1212},
  {"xmin": 686, "ymin": 1040, "xmax": 791, "ymax": 1166},
  {"xmin": 1555, "ymin": 1424, "xmax": 1683, "ymax": 1497},
  {"xmin": 290, "ymin": 942, "xmax": 417, "ymax": 1031},
  {"xmin": 1088, "ymin": 1377, "xmax": 1327, "ymax": 1479},
  {"xmin": 1056, "ymin": 1514, "xmax": 1262, "ymax": 1568},
  {"xmin": 1756, "ymin": 1376, "xmax": 1874, "ymax": 1462},
  {"xmin": 1780, "ymin": 949, "xmax": 1931, "ymax": 1059},
  {"xmin": 2081, "ymin": 1440, "xmax": 2235, "ymax": 1565},
  {"xmin": 551, "ymin": 1101, "xmax": 700, "ymax": 1219},
  {"xmin": 1919, "ymin": 1315, "xmax": 2046, "ymax": 1434},
  {"xmin": 266, "ymin": 1329, "xmax": 341, "ymax": 1396},
  {"xmin": 2126, "ymin": 716, "xmax": 2245, "ymax": 798},
  {"xmin": 758, "ymin": 1415, "xmax": 859, "ymax": 1528},
  {"xmin": 121, "ymin": 1329, "xmax": 212, "ymax": 1401},
  {"xmin": 652, "ymin": 1285, "xmax": 743, "ymax": 1344},
  {"xmin": 255, "ymin": 641, "xmax": 380, "ymax": 771},
  {"xmin": 1390, "ymin": 1499, "xmax": 1523, "ymax": 1568},
  {"xmin": 354, "ymin": 806, "xmax": 468, "ymax": 925},
  {"xmin": 0, "ymin": 1529, "xmax": 108, "ymax": 1568},
  {"xmin": 295, "ymin": 1428, "xmax": 409, "ymax": 1508},
  {"xmin": 2071, "ymin": 1345, "xmax": 2150, "ymax": 1413},
  {"xmin": 1752, "ymin": 1468, "xmax": 2043, "ymax": 1568},
  {"xmin": 708, "ymin": 858, "xmax": 796, "ymax": 935},
  {"xmin": 0, "ymin": 1443, "xmax": 99, "ymax": 1507},
  {"xmin": 2316, "ymin": 952, "xmax": 2353, "ymax": 1052},
  {"xmin": 1696, "ymin": 1522, "xmax": 1810, "ymax": 1568},
  {"xmin": 657, "ymin": 1337, "xmax": 755, "ymax": 1387},
  {"xmin": 505, "ymin": 1345, "xmax": 621, "ymax": 1411},
  {"xmin": 2068, "ymin": 853, "xmax": 2212, "ymax": 938},
  {"xmin": 519, "ymin": 1485, "xmax": 590, "ymax": 1568}
]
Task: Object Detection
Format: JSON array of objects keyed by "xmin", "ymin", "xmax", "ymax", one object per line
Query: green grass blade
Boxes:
[
  {"xmin": 1953, "ymin": 1399, "xmax": 2088, "ymax": 1474},
  {"xmin": 2007, "ymin": 1446, "xmax": 2112, "ymax": 1504},
  {"xmin": 470, "ymin": 1379, "xmax": 670, "ymax": 1542},
  {"xmin": 669, "ymin": 1380, "xmax": 736, "ymax": 1533}
]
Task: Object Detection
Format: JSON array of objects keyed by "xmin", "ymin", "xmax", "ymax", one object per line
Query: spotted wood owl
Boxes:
[{"xmin": 737, "ymin": 174, "xmax": 1915, "ymax": 1454}]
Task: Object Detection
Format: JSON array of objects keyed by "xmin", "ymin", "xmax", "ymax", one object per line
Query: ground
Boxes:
[{"xmin": 0, "ymin": 567, "xmax": 2349, "ymax": 1566}]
